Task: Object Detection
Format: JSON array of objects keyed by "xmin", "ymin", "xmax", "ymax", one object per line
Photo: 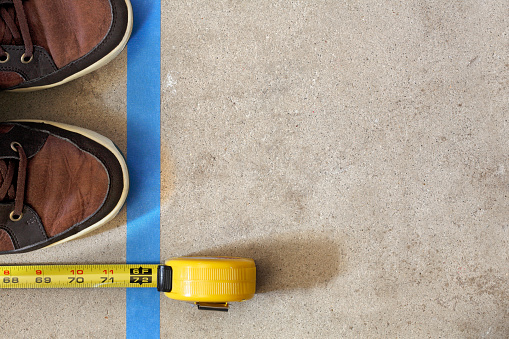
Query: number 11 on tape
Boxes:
[{"xmin": 0, "ymin": 257, "xmax": 256, "ymax": 311}]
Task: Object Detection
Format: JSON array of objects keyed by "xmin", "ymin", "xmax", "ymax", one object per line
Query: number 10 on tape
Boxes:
[
  {"xmin": 0, "ymin": 257, "xmax": 257, "ymax": 311},
  {"xmin": 0, "ymin": 264, "xmax": 158, "ymax": 288}
]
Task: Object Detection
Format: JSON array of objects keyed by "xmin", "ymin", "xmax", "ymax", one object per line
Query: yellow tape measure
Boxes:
[{"xmin": 0, "ymin": 257, "xmax": 256, "ymax": 311}]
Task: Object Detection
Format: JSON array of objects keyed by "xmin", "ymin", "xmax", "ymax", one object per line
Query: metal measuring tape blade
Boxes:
[{"xmin": 0, "ymin": 257, "xmax": 256, "ymax": 311}]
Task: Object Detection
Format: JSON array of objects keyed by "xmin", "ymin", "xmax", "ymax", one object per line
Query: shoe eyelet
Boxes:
[
  {"xmin": 0, "ymin": 52, "xmax": 9, "ymax": 63},
  {"xmin": 10, "ymin": 141, "xmax": 21, "ymax": 152},
  {"xmin": 9, "ymin": 211, "xmax": 23, "ymax": 222},
  {"xmin": 20, "ymin": 53, "xmax": 33, "ymax": 64}
]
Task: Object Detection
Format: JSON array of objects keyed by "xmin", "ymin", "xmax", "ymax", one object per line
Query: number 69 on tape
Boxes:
[{"xmin": 0, "ymin": 257, "xmax": 256, "ymax": 311}]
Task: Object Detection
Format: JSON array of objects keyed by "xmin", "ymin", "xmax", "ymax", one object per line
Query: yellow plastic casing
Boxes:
[{"xmin": 164, "ymin": 257, "xmax": 256, "ymax": 304}]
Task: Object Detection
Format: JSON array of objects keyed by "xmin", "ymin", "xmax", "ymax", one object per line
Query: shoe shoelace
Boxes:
[
  {"xmin": 0, "ymin": 0, "xmax": 34, "ymax": 63},
  {"xmin": 0, "ymin": 142, "xmax": 27, "ymax": 221}
]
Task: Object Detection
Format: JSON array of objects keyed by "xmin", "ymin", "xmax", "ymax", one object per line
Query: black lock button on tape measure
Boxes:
[{"xmin": 0, "ymin": 257, "xmax": 256, "ymax": 311}]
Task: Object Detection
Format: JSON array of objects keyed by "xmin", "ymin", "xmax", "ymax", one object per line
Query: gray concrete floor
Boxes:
[{"xmin": 1, "ymin": 0, "xmax": 509, "ymax": 338}]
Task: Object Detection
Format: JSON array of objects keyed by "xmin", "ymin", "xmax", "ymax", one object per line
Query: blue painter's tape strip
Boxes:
[{"xmin": 126, "ymin": 0, "xmax": 161, "ymax": 338}]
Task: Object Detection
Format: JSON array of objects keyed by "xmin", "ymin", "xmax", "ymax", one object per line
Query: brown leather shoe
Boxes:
[
  {"xmin": 0, "ymin": 0, "xmax": 132, "ymax": 91},
  {"xmin": 0, "ymin": 120, "xmax": 129, "ymax": 253}
]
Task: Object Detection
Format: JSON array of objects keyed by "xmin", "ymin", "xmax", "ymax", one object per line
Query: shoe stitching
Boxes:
[
  {"xmin": 25, "ymin": 211, "xmax": 47, "ymax": 240},
  {"xmin": 0, "ymin": 205, "xmax": 48, "ymax": 250},
  {"xmin": 11, "ymin": 123, "xmax": 113, "ymax": 236},
  {"xmin": 14, "ymin": 0, "xmax": 127, "ymax": 88},
  {"xmin": 0, "ymin": 226, "xmax": 18, "ymax": 248},
  {"xmin": 0, "ymin": 45, "xmax": 57, "ymax": 80},
  {"xmin": 5, "ymin": 123, "xmax": 49, "ymax": 159},
  {"xmin": 61, "ymin": 0, "xmax": 119, "ymax": 70},
  {"xmin": 0, "ymin": 227, "xmax": 15, "ymax": 249}
]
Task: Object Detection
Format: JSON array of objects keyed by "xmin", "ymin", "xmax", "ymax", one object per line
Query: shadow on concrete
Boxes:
[{"xmin": 190, "ymin": 231, "xmax": 346, "ymax": 293}]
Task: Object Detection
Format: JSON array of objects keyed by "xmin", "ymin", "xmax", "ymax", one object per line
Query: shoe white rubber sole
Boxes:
[
  {"xmin": 10, "ymin": 0, "xmax": 133, "ymax": 92},
  {"xmin": 11, "ymin": 120, "xmax": 130, "ymax": 248}
]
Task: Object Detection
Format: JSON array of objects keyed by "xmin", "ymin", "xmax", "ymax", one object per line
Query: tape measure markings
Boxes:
[
  {"xmin": 0, "ymin": 257, "xmax": 257, "ymax": 313},
  {"xmin": 0, "ymin": 265, "xmax": 159, "ymax": 289}
]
